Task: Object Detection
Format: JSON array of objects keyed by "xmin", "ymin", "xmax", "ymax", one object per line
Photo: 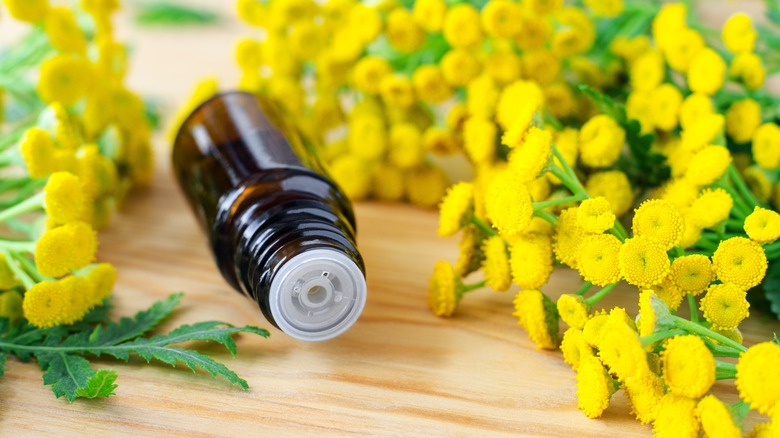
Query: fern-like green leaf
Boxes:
[
  {"xmin": 39, "ymin": 353, "xmax": 96, "ymax": 402},
  {"xmin": 75, "ymin": 369, "xmax": 118, "ymax": 399}
]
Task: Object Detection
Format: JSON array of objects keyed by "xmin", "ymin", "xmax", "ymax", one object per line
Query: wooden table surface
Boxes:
[{"xmin": 2, "ymin": 1, "xmax": 779, "ymax": 436}]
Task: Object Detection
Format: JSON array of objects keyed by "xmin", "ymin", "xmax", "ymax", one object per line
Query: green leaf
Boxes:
[
  {"xmin": 130, "ymin": 345, "xmax": 250, "ymax": 390},
  {"xmin": 757, "ymin": 258, "xmax": 780, "ymax": 319},
  {"xmin": 75, "ymin": 369, "xmax": 118, "ymax": 399},
  {"xmin": 39, "ymin": 353, "xmax": 96, "ymax": 402},
  {"xmin": 135, "ymin": 2, "xmax": 219, "ymax": 26},
  {"xmin": 0, "ymin": 351, "xmax": 6, "ymax": 377},
  {"xmin": 87, "ymin": 292, "xmax": 182, "ymax": 349},
  {"xmin": 577, "ymin": 84, "xmax": 627, "ymax": 122}
]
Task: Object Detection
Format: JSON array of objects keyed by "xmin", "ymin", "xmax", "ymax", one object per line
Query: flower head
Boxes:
[
  {"xmin": 596, "ymin": 308, "xmax": 647, "ymax": 380},
  {"xmin": 20, "ymin": 127, "xmax": 57, "ymax": 179},
  {"xmin": 329, "ymin": 155, "xmax": 371, "ymax": 200},
  {"xmin": 752, "ymin": 123, "xmax": 780, "ymax": 170},
  {"xmin": 722, "ymin": 12, "xmax": 756, "ymax": 54},
  {"xmin": 619, "ymin": 236, "xmax": 670, "ymax": 288},
  {"xmin": 4, "ymin": 0, "xmax": 48, "ymax": 22},
  {"xmin": 428, "ymin": 261, "xmax": 462, "ymax": 317},
  {"xmin": 352, "ymin": 57, "xmax": 391, "ymax": 95},
  {"xmin": 576, "ymin": 355, "xmax": 616, "ymax": 419},
  {"xmin": 388, "ymin": 123, "xmax": 424, "ymax": 169},
  {"xmin": 0, "ymin": 291, "xmax": 23, "ymax": 322},
  {"xmin": 486, "ymin": 171, "xmax": 534, "ymax": 237},
  {"xmin": 44, "ymin": 172, "xmax": 87, "ymax": 225},
  {"xmin": 412, "ymin": 0, "xmax": 446, "ymax": 32},
  {"xmin": 688, "ymin": 48, "xmax": 726, "ymax": 95},
  {"xmin": 455, "ymin": 226, "xmax": 484, "ymax": 277},
  {"xmin": 712, "ymin": 237, "xmax": 767, "ymax": 290},
  {"xmin": 496, "ymin": 80, "xmax": 544, "ymax": 130},
  {"xmin": 437, "ymin": 182, "xmax": 474, "ymax": 237},
  {"xmin": 481, "ymin": 0, "xmax": 521, "ymax": 39},
  {"xmin": 463, "ymin": 117, "xmax": 497, "ymax": 164},
  {"xmin": 443, "ymin": 4, "xmax": 482, "ymax": 49},
  {"xmin": 59, "ymin": 275, "xmax": 94, "ymax": 325},
  {"xmin": 684, "ymin": 145, "xmax": 732, "ymax": 187},
  {"xmin": 649, "ymin": 276, "xmax": 686, "ymax": 310},
  {"xmin": 22, "ymin": 281, "xmax": 69, "ymax": 328},
  {"xmin": 553, "ymin": 207, "xmax": 587, "ymax": 269},
  {"xmin": 730, "ymin": 52, "xmax": 766, "ymax": 91},
  {"xmin": 512, "ymin": 289, "xmax": 559, "ymax": 349},
  {"xmin": 695, "ymin": 395, "xmax": 741, "ymax": 438},
  {"xmin": 38, "ymin": 54, "xmax": 91, "ymax": 106},
  {"xmin": 577, "ymin": 197, "xmax": 615, "ymax": 234},
  {"xmin": 688, "ymin": 188, "xmax": 734, "ymax": 229},
  {"xmin": 507, "ymin": 127, "xmax": 551, "ymax": 182},
  {"xmin": 638, "ymin": 290, "xmax": 675, "ymax": 338},
  {"xmin": 412, "ymin": 65, "xmax": 452, "ymax": 104},
  {"xmin": 585, "ymin": 171, "xmax": 633, "ymax": 217},
  {"xmin": 45, "ymin": 6, "xmax": 87, "ymax": 54},
  {"xmin": 510, "ymin": 233, "xmax": 553, "ymax": 289},
  {"xmin": 35, "ymin": 221, "xmax": 98, "ymax": 278},
  {"xmin": 726, "ymin": 98, "xmax": 762, "ymax": 145},
  {"xmin": 744, "ymin": 207, "xmax": 780, "ymax": 245},
  {"xmin": 85, "ymin": 263, "xmax": 117, "ymax": 305},
  {"xmin": 482, "ymin": 236, "xmax": 511, "ymax": 292},
  {"xmin": 557, "ymin": 294, "xmax": 590, "ymax": 330},
  {"xmin": 736, "ymin": 342, "xmax": 780, "ymax": 415},
  {"xmin": 560, "ymin": 327, "xmax": 593, "ymax": 369},
  {"xmin": 653, "ymin": 394, "xmax": 700, "ymax": 437},
  {"xmin": 624, "ymin": 370, "xmax": 665, "ymax": 424},
  {"xmin": 632, "ymin": 199, "xmax": 684, "ymax": 250},
  {"xmin": 577, "ymin": 234, "xmax": 622, "ymax": 286},
  {"xmin": 700, "ymin": 283, "xmax": 750, "ymax": 331},
  {"xmin": 669, "ymin": 254, "xmax": 713, "ymax": 296},
  {"xmin": 661, "ymin": 335, "xmax": 715, "ymax": 398},
  {"xmin": 385, "ymin": 8, "xmax": 425, "ymax": 53},
  {"xmin": 407, "ymin": 166, "xmax": 449, "ymax": 208},
  {"xmin": 579, "ymin": 115, "xmax": 625, "ymax": 168}
]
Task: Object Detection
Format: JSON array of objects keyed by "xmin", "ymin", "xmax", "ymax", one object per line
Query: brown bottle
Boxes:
[{"xmin": 172, "ymin": 92, "xmax": 366, "ymax": 341}]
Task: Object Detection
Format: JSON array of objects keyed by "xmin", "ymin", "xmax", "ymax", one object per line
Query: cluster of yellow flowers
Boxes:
[
  {"xmin": 421, "ymin": 1, "xmax": 780, "ymax": 435},
  {"xmin": 0, "ymin": 0, "xmax": 153, "ymax": 328}
]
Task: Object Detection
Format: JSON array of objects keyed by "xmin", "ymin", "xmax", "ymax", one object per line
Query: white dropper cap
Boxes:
[{"xmin": 268, "ymin": 248, "xmax": 367, "ymax": 342}]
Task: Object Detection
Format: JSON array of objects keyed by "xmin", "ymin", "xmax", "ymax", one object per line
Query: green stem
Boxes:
[
  {"xmin": 728, "ymin": 164, "xmax": 766, "ymax": 209},
  {"xmin": 715, "ymin": 360, "xmax": 737, "ymax": 379},
  {"xmin": 0, "ymin": 239, "xmax": 36, "ymax": 253},
  {"xmin": 640, "ymin": 329, "xmax": 686, "ymax": 348},
  {"xmin": 714, "ymin": 182, "xmax": 752, "ymax": 218},
  {"xmin": 0, "ymin": 249, "xmax": 35, "ymax": 290},
  {"xmin": 15, "ymin": 254, "xmax": 45, "ymax": 283},
  {"xmin": 576, "ymin": 281, "xmax": 593, "ymax": 296},
  {"xmin": 585, "ymin": 283, "xmax": 618, "ymax": 306},
  {"xmin": 534, "ymin": 209, "xmax": 558, "ymax": 224},
  {"xmin": 462, "ymin": 280, "xmax": 486, "ymax": 293},
  {"xmin": 551, "ymin": 147, "xmax": 588, "ymax": 197},
  {"xmin": 688, "ymin": 294, "xmax": 699, "ymax": 323},
  {"xmin": 532, "ymin": 194, "xmax": 586, "ymax": 210},
  {"xmin": 470, "ymin": 215, "xmax": 498, "ymax": 237},
  {"xmin": 609, "ymin": 222, "xmax": 628, "ymax": 242},
  {"xmin": 672, "ymin": 316, "xmax": 747, "ymax": 352},
  {"xmin": 0, "ymin": 191, "xmax": 43, "ymax": 223},
  {"xmin": 702, "ymin": 338, "xmax": 742, "ymax": 358}
]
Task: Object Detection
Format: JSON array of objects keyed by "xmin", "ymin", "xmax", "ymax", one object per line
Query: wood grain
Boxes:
[{"xmin": 1, "ymin": 1, "xmax": 779, "ymax": 436}]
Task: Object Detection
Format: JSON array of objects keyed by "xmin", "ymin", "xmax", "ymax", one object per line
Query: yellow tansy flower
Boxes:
[
  {"xmin": 649, "ymin": 276, "xmax": 686, "ymax": 311},
  {"xmin": 744, "ymin": 207, "xmax": 780, "ymax": 245},
  {"xmin": 482, "ymin": 236, "xmax": 511, "ymax": 292},
  {"xmin": 507, "ymin": 127, "xmax": 551, "ymax": 183},
  {"xmin": 510, "ymin": 233, "xmax": 553, "ymax": 289},
  {"xmin": 577, "ymin": 197, "xmax": 615, "ymax": 234},
  {"xmin": 650, "ymin": 84, "xmax": 683, "ymax": 131},
  {"xmin": 624, "ymin": 370, "xmax": 665, "ymax": 424},
  {"xmin": 632, "ymin": 198, "xmax": 684, "ymax": 250},
  {"xmin": 577, "ymin": 234, "xmax": 622, "ymax": 287},
  {"xmin": 652, "ymin": 3, "xmax": 687, "ymax": 50},
  {"xmin": 630, "ymin": 50, "xmax": 664, "ymax": 92},
  {"xmin": 722, "ymin": 12, "xmax": 757, "ymax": 54},
  {"xmin": 85, "ymin": 263, "xmax": 117, "ymax": 305},
  {"xmin": 619, "ymin": 236, "xmax": 670, "ymax": 288},
  {"xmin": 463, "ymin": 117, "xmax": 497, "ymax": 164},
  {"xmin": 455, "ymin": 225, "xmax": 484, "ymax": 277},
  {"xmin": 662, "ymin": 27, "xmax": 704, "ymax": 73},
  {"xmin": 581, "ymin": 310, "xmax": 609, "ymax": 347},
  {"xmin": 730, "ymin": 52, "xmax": 766, "ymax": 91},
  {"xmin": 596, "ymin": 309, "xmax": 647, "ymax": 380},
  {"xmin": 486, "ymin": 171, "xmax": 534, "ymax": 237},
  {"xmin": 22, "ymin": 281, "xmax": 69, "ymax": 328},
  {"xmin": 443, "ymin": 4, "xmax": 482, "ymax": 49},
  {"xmin": 684, "ymin": 145, "xmax": 732, "ymax": 187},
  {"xmin": 38, "ymin": 54, "xmax": 91, "ymax": 106},
  {"xmin": 560, "ymin": 327, "xmax": 593, "ymax": 369},
  {"xmin": 481, "ymin": 0, "xmax": 522, "ymax": 38},
  {"xmin": 669, "ymin": 254, "xmax": 713, "ymax": 296},
  {"xmin": 495, "ymin": 80, "xmax": 544, "ymax": 131},
  {"xmin": 576, "ymin": 355, "xmax": 615, "ymax": 419},
  {"xmin": 514, "ymin": 13, "xmax": 552, "ymax": 50},
  {"xmin": 372, "ymin": 164, "xmax": 405, "ymax": 202},
  {"xmin": 752, "ymin": 122, "xmax": 780, "ymax": 170},
  {"xmin": 440, "ymin": 49, "xmax": 481, "ymax": 87},
  {"xmin": 35, "ymin": 221, "xmax": 98, "ymax": 278},
  {"xmin": 348, "ymin": 114, "xmax": 387, "ymax": 161},
  {"xmin": 329, "ymin": 155, "xmax": 371, "ymax": 200},
  {"xmin": 512, "ymin": 289, "xmax": 559, "ymax": 349},
  {"xmin": 735, "ymin": 341, "xmax": 780, "ymax": 415},
  {"xmin": 584, "ymin": 0, "xmax": 623, "ymax": 17},
  {"xmin": 688, "ymin": 188, "xmax": 733, "ymax": 229},
  {"xmin": 388, "ymin": 123, "xmax": 424, "ymax": 169},
  {"xmin": 688, "ymin": 48, "xmax": 726, "ymax": 95},
  {"xmin": 0, "ymin": 290, "xmax": 23, "ymax": 322},
  {"xmin": 385, "ymin": 7, "xmax": 425, "ymax": 54},
  {"xmin": 412, "ymin": 0, "xmax": 446, "ymax": 33},
  {"xmin": 438, "ymin": 182, "xmax": 474, "ymax": 237},
  {"xmin": 712, "ymin": 236, "xmax": 767, "ymax": 290},
  {"xmin": 352, "ymin": 57, "xmax": 392, "ymax": 95},
  {"xmin": 579, "ymin": 115, "xmax": 625, "ymax": 168},
  {"xmin": 20, "ymin": 127, "xmax": 57, "ymax": 179},
  {"xmin": 553, "ymin": 207, "xmax": 587, "ymax": 268},
  {"xmin": 679, "ymin": 92, "xmax": 714, "ymax": 130},
  {"xmin": 661, "ymin": 335, "xmax": 715, "ymax": 398},
  {"xmin": 4, "ymin": 0, "xmax": 49, "ymax": 22},
  {"xmin": 696, "ymin": 395, "xmax": 741, "ymax": 438},
  {"xmin": 726, "ymin": 99, "xmax": 762, "ymax": 144},
  {"xmin": 428, "ymin": 261, "xmax": 462, "ymax": 317},
  {"xmin": 44, "ymin": 172, "xmax": 87, "ymax": 225},
  {"xmin": 379, "ymin": 75, "xmax": 415, "ymax": 109},
  {"xmin": 700, "ymin": 283, "xmax": 750, "ymax": 331},
  {"xmin": 653, "ymin": 394, "xmax": 700, "ymax": 438},
  {"xmin": 406, "ymin": 166, "xmax": 449, "ymax": 208},
  {"xmin": 557, "ymin": 294, "xmax": 590, "ymax": 329},
  {"xmin": 585, "ymin": 171, "xmax": 633, "ymax": 217},
  {"xmin": 44, "ymin": 6, "xmax": 87, "ymax": 54},
  {"xmin": 412, "ymin": 65, "xmax": 452, "ymax": 104}
]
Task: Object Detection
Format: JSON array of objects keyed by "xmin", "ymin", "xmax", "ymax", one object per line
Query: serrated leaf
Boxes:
[
  {"xmin": 75, "ymin": 369, "xmax": 118, "ymax": 399},
  {"xmin": 39, "ymin": 353, "xmax": 96, "ymax": 402},
  {"xmin": 88, "ymin": 292, "xmax": 182, "ymax": 347},
  {"xmin": 129, "ymin": 345, "xmax": 249, "ymax": 390}
]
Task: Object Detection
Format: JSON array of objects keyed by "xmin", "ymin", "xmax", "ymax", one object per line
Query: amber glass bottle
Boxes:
[{"xmin": 172, "ymin": 92, "xmax": 366, "ymax": 341}]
